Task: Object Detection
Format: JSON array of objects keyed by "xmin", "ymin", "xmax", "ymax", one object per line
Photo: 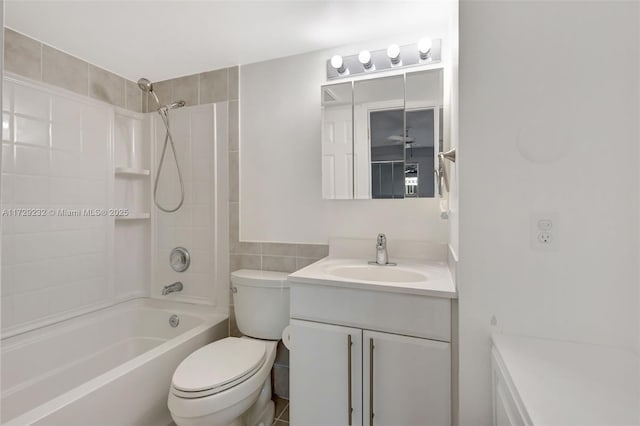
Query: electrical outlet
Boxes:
[
  {"xmin": 531, "ymin": 212, "xmax": 558, "ymax": 250},
  {"xmin": 537, "ymin": 219, "xmax": 553, "ymax": 231},
  {"xmin": 538, "ymin": 231, "xmax": 553, "ymax": 244}
]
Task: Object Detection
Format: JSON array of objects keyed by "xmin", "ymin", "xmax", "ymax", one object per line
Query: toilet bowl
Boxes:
[
  {"xmin": 168, "ymin": 270, "xmax": 290, "ymax": 426},
  {"xmin": 168, "ymin": 337, "xmax": 277, "ymax": 426}
]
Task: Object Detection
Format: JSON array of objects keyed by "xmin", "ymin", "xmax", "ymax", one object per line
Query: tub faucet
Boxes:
[
  {"xmin": 162, "ymin": 281, "xmax": 183, "ymax": 296},
  {"xmin": 370, "ymin": 233, "xmax": 396, "ymax": 266}
]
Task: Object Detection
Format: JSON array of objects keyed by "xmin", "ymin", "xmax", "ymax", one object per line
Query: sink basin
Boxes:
[
  {"xmin": 289, "ymin": 257, "xmax": 456, "ymax": 298},
  {"xmin": 325, "ymin": 264, "xmax": 427, "ymax": 283}
]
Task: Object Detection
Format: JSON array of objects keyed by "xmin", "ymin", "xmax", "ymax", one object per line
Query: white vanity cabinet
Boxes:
[
  {"xmin": 290, "ymin": 320, "xmax": 364, "ymax": 426},
  {"xmin": 362, "ymin": 330, "xmax": 450, "ymax": 426},
  {"xmin": 289, "ymin": 278, "xmax": 453, "ymax": 426}
]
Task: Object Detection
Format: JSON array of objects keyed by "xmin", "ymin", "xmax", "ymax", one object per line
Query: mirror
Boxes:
[
  {"xmin": 321, "ymin": 69, "xmax": 443, "ymax": 200},
  {"xmin": 354, "ymin": 75, "xmax": 405, "ymax": 199},
  {"xmin": 404, "ymin": 69, "xmax": 443, "ymax": 198},
  {"xmin": 321, "ymin": 82, "xmax": 353, "ymax": 199}
]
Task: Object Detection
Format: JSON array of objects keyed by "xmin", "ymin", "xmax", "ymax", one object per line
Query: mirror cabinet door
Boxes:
[
  {"xmin": 354, "ymin": 75, "xmax": 405, "ymax": 199},
  {"xmin": 321, "ymin": 69, "xmax": 444, "ymax": 200},
  {"xmin": 321, "ymin": 82, "xmax": 354, "ymax": 199},
  {"xmin": 405, "ymin": 69, "xmax": 443, "ymax": 198}
]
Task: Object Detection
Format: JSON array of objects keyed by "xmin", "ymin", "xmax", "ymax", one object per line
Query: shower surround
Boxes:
[
  {"xmin": 1, "ymin": 29, "xmax": 233, "ymax": 424},
  {"xmin": 2, "ymin": 76, "xmax": 113, "ymax": 331},
  {"xmin": 1, "ymin": 28, "xmax": 233, "ymax": 335}
]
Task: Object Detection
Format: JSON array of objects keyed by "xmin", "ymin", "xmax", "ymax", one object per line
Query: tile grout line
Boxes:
[
  {"xmin": 40, "ymin": 42, "xmax": 43, "ymax": 81},
  {"xmin": 273, "ymin": 401, "xmax": 289, "ymax": 424},
  {"xmin": 197, "ymin": 74, "xmax": 201, "ymax": 105}
]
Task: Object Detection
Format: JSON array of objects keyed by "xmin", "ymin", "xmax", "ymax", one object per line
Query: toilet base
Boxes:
[
  {"xmin": 220, "ymin": 381, "xmax": 275, "ymax": 426},
  {"xmin": 244, "ymin": 375, "xmax": 273, "ymax": 426},
  {"xmin": 171, "ymin": 377, "xmax": 274, "ymax": 426},
  {"xmin": 248, "ymin": 400, "xmax": 274, "ymax": 426}
]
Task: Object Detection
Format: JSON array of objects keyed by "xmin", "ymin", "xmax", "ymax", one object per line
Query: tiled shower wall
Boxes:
[
  {"xmin": 1, "ymin": 78, "xmax": 112, "ymax": 331},
  {"xmin": 152, "ymin": 103, "xmax": 226, "ymax": 305},
  {"xmin": 1, "ymin": 27, "xmax": 152, "ymax": 332},
  {"xmin": 1, "ymin": 28, "xmax": 150, "ymax": 333}
]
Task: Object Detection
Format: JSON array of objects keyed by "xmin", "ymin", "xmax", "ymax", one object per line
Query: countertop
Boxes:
[
  {"xmin": 287, "ymin": 257, "xmax": 457, "ymax": 298},
  {"xmin": 492, "ymin": 333, "xmax": 640, "ymax": 426}
]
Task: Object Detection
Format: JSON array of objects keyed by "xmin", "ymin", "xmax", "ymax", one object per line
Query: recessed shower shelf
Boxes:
[
  {"xmin": 115, "ymin": 167, "xmax": 150, "ymax": 177},
  {"xmin": 115, "ymin": 213, "xmax": 151, "ymax": 221}
]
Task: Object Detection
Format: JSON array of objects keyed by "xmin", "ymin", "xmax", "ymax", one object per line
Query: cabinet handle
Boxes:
[
  {"xmin": 369, "ymin": 337, "xmax": 375, "ymax": 426},
  {"xmin": 347, "ymin": 334, "xmax": 353, "ymax": 426}
]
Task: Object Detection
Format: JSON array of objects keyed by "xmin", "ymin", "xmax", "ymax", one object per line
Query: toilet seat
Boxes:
[{"xmin": 171, "ymin": 337, "xmax": 267, "ymax": 399}]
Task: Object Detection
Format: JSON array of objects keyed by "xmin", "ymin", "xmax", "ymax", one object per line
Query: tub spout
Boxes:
[{"xmin": 162, "ymin": 281, "xmax": 183, "ymax": 296}]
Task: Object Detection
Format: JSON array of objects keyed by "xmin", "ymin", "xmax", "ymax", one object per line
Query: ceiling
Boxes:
[{"xmin": 5, "ymin": 1, "xmax": 453, "ymax": 82}]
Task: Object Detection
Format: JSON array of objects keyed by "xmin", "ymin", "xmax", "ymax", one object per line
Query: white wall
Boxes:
[
  {"xmin": 458, "ymin": 2, "xmax": 640, "ymax": 424},
  {"xmin": 240, "ymin": 30, "xmax": 452, "ymax": 244}
]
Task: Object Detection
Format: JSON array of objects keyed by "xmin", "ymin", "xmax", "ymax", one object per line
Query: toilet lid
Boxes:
[{"xmin": 172, "ymin": 337, "xmax": 267, "ymax": 393}]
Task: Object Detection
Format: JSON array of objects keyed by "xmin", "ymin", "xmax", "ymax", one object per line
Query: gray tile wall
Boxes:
[
  {"xmin": 4, "ymin": 28, "xmax": 142, "ymax": 112},
  {"xmin": 140, "ymin": 67, "xmax": 239, "ymax": 112}
]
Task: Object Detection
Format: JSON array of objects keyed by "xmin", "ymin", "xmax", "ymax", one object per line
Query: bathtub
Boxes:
[{"xmin": 1, "ymin": 298, "xmax": 228, "ymax": 426}]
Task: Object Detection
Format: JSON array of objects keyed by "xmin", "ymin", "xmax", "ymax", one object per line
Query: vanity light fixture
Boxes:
[
  {"xmin": 330, "ymin": 55, "xmax": 347, "ymax": 74},
  {"xmin": 418, "ymin": 38, "xmax": 432, "ymax": 60},
  {"xmin": 326, "ymin": 38, "xmax": 442, "ymax": 80},
  {"xmin": 387, "ymin": 44, "xmax": 401, "ymax": 65},
  {"xmin": 358, "ymin": 50, "xmax": 373, "ymax": 70}
]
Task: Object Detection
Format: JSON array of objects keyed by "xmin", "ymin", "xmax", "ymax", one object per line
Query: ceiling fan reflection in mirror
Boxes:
[
  {"xmin": 387, "ymin": 128, "xmax": 416, "ymax": 157},
  {"xmin": 387, "ymin": 128, "xmax": 415, "ymax": 144}
]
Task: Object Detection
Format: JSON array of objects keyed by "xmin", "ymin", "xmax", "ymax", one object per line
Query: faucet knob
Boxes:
[{"xmin": 377, "ymin": 233, "xmax": 386, "ymax": 246}]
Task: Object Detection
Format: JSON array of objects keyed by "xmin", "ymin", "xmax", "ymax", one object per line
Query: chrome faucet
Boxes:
[
  {"xmin": 370, "ymin": 233, "xmax": 396, "ymax": 266},
  {"xmin": 162, "ymin": 281, "xmax": 183, "ymax": 295}
]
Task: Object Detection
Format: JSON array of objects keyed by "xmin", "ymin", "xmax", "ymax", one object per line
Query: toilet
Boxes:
[{"xmin": 168, "ymin": 269, "xmax": 290, "ymax": 426}]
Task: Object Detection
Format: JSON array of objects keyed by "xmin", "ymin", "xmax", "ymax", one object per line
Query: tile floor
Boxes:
[{"xmin": 273, "ymin": 396, "xmax": 290, "ymax": 425}]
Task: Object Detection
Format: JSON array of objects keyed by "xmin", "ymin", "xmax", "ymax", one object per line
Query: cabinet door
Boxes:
[
  {"xmin": 322, "ymin": 102, "xmax": 354, "ymax": 199},
  {"xmin": 290, "ymin": 319, "xmax": 363, "ymax": 426},
  {"xmin": 363, "ymin": 330, "xmax": 451, "ymax": 426}
]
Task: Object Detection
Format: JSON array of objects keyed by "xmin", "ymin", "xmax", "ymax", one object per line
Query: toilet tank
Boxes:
[{"xmin": 231, "ymin": 269, "xmax": 290, "ymax": 340}]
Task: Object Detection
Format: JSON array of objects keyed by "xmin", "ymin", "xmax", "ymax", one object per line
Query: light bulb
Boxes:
[
  {"xmin": 418, "ymin": 38, "xmax": 432, "ymax": 60},
  {"xmin": 387, "ymin": 44, "xmax": 401, "ymax": 65},
  {"xmin": 358, "ymin": 50, "xmax": 373, "ymax": 70},
  {"xmin": 330, "ymin": 55, "xmax": 346, "ymax": 74}
]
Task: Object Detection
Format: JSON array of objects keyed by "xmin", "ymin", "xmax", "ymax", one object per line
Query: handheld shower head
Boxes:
[
  {"xmin": 158, "ymin": 101, "xmax": 186, "ymax": 115},
  {"xmin": 166, "ymin": 100, "xmax": 186, "ymax": 110},
  {"xmin": 137, "ymin": 78, "xmax": 153, "ymax": 93}
]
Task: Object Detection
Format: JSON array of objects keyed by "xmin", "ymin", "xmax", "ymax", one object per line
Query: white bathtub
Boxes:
[{"xmin": 1, "ymin": 298, "xmax": 228, "ymax": 426}]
